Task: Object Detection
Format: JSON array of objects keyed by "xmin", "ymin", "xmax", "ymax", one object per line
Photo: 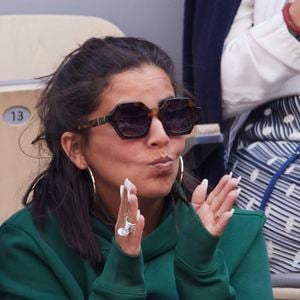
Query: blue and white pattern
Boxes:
[{"xmin": 228, "ymin": 96, "xmax": 300, "ymax": 274}]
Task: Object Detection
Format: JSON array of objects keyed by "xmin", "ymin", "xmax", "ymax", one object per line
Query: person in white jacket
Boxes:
[{"xmin": 223, "ymin": 0, "xmax": 300, "ymax": 274}]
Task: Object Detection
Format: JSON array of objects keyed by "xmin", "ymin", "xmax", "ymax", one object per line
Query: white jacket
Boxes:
[
  {"xmin": 222, "ymin": 0, "xmax": 300, "ymax": 153},
  {"xmin": 222, "ymin": 0, "xmax": 300, "ymax": 119}
]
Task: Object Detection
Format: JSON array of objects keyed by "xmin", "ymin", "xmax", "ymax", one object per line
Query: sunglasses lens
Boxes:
[
  {"xmin": 112, "ymin": 103, "xmax": 150, "ymax": 138},
  {"xmin": 160, "ymin": 98, "xmax": 195, "ymax": 135}
]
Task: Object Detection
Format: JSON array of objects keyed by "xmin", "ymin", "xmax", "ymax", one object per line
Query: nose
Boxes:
[{"xmin": 146, "ymin": 117, "xmax": 170, "ymax": 147}]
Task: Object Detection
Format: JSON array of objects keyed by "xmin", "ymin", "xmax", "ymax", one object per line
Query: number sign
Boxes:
[{"xmin": 3, "ymin": 106, "xmax": 31, "ymax": 125}]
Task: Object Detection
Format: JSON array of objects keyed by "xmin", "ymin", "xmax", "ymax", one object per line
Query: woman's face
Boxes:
[{"xmin": 84, "ymin": 64, "xmax": 185, "ymax": 203}]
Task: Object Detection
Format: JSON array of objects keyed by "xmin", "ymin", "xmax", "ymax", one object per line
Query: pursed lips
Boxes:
[{"xmin": 149, "ymin": 156, "xmax": 173, "ymax": 169}]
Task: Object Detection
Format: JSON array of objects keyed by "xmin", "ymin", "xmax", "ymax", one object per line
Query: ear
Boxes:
[{"xmin": 61, "ymin": 132, "xmax": 88, "ymax": 170}]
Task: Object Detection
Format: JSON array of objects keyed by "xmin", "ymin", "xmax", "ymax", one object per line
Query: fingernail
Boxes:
[
  {"xmin": 136, "ymin": 209, "xmax": 140, "ymax": 220},
  {"xmin": 235, "ymin": 176, "xmax": 242, "ymax": 186},
  {"xmin": 200, "ymin": 178, "xmax": 208, "ymax": 189},
  {"xmin": 229, "ymin": 208, "xmax": 235, "ymax": 218},
  {"xmin": 229, "ymin": 171, "xmax": 233, "ymax": 179},
  {"xmin": 124, "ymin": 178, "xmax": 133, "ymax": 191},
  {"xmin": 120, "ymin": 185, "xmax": 124, "ymax": 200},
  {"xmin": 236, "ymin": 187, "xmax": 241, "ymax": 197},
  {"xmin": 127, "ymin": 192, "xmax": 132, "ymax": 202},
  {"xmin": 124, "ymin": 178, "xmax": 133, "ymax": 202}
]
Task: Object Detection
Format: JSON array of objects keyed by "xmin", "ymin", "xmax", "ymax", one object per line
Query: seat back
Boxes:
[
  {"xmin": 273, "ymin": 287, "xmax": 300, "ymax": 300},
  {"xmin": 272, "ymin": 273, "xmax": 300, "ymax": 300},
  {"xmin": 0, "ymin": 15, "xmax": 123, "ymax": 223},
  {"xmin": 0, "ymin": 14, "xmax": 123, "ymax": 81},
  {"xmin": 0, "ymin": 82, "xmax": 44, "ymax": 222}
]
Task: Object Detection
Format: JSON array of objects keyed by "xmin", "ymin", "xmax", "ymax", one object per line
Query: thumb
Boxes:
[{"xmin": 191, "ymin": 178, "xmax": 208, "ymax": 211}]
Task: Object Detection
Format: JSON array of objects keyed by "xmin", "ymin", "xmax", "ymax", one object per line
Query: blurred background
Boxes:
[{"xmin": 0, "ymin": 0, "xmax": 184, "ymax": 81}]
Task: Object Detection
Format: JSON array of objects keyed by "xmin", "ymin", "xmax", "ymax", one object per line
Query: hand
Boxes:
[
  {"xmin": 290, "ymin": 0, "xmax": 300, "ymax": 28},
  {"xmin": 115, "ymin": 179, "xmax": 145, "ymax": 256},
  {"xmin": 191, "ymin": 174, "xmax": 240, "ymax": 237}
]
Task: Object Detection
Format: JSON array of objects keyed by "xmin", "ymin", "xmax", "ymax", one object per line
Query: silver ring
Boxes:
[{"xmin": 117, "ymin": 216, "xmax": 136, "ymax": 236}]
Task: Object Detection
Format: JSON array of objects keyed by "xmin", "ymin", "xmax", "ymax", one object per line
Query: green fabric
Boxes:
[{"xmin": 0, "ymin": 200, "xmax": 273, "ymax": 299}]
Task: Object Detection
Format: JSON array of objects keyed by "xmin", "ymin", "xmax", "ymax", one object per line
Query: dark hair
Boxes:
[{"xmin": 23, "ymin": 37, "xmax": 181, "ymax": 267}]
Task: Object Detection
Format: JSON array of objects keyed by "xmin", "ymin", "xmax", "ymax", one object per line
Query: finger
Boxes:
[
  {"xmin": 206, "ymin": 173, "xmax": 232, "ymax": 204},
  {"xmin": 125, "ymin": 178, "xmax": 137, "ymax": 195},
  {"xmin": 116, "ymin": 178, "xmax": 136, "ymax": 227},
  {"xmin": 115, "ymin": 180, "xmax": 144, "ymax": 256},
  {"xmin": 115, "ymin": 214, "xmax": 144, "ymax": 256},
  {"xmin": 210, "ymin": 176, "xmax": 241, "ymax": 212},
  {"xmin": 215, "ymin": 188, "xmax": 240, "ymax": 219},
  {"xmin": 124, "ymin": 178, "xmax": 139, "ymax": 224},
  {"xmin": 191, "ymin": 179, "xmax": 208, "ymax": 211},
  {"xmin": 127, "ymin": 193, "xmax": 139, "ymax": 225},
  {"xmin": 116, "ymin": 184, "xmax": 127, "ymax": 228},
  {"xmin": 119, "ymin": 214, "xmax": 145, "ymax": 256},
  {"xmin": 211, "ymin": 209, "xmax": 234, "ymax": 237},
  {"xmin": 128, "ymin": 214, "xmax": 145, "ymax": 249}
]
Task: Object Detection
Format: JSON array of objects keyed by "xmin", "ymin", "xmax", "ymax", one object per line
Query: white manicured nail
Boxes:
[
  {"xmin": 127, "ymin": 192, "xmax": 132, "ymax": 202},
  {"xmin": 136, "ymin": 209, "xmax": 140, "ymax": 220},
  {"xmin": 120, "ymin": 185, "xmax": 124, "ymax": 200},
  {"xmin": 200, "ymin": 178, "xmax": 208, "ymax": 189},
  {"xmin": 229, "ymin": 208, "xmax": 235, "ymax": 218},
  {"xmin": 124, "ymin": 178, "xmax": 133, "ymax": 190},
  {"xmin": 124, "ymin": 178, "xmax": 133, "ymax": 202},
  {"xmin": 235, "ymin": 176, "xmax": 242, "ymax": 186},
  {"xmin": 229, "ymin": 172, "xmax": 233, "ymax": 179},
  {"xmin": 236, "ymin": 187, "xmax": 241, "ymax": 197}
]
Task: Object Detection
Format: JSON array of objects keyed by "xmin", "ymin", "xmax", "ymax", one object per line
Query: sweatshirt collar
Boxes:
[{"xmin": 91, "ymin": 199, "xmax": 189, "ymax": 261}]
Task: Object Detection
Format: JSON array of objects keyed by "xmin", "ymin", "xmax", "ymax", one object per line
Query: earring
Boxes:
[
  {"xmin": 87, "ymin": 167, "xmax": 96, "ymax": 194},
  {"xmin": 177, "ymin": 156, "xmax": 184, "ymax": 184}
]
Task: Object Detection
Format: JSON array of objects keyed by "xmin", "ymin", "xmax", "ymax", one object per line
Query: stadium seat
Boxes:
[{"xmin": 0, "ymin": 14, "xmax": 123, "ymax": 223}]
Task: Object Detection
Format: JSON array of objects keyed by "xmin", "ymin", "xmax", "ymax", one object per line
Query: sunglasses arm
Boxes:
[{"xmin": 96, "ymin": 116, "xmax": 109, "ymax": 126}]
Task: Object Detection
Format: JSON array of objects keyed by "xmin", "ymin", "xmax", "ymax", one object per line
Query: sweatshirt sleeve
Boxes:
[
  {"xmin": 174, "ymin": 212, "xmax": 237, "ymax": 299},
  {"xmin": 230, "ymin": 229, "xmax": 273, "ymax": 299},
  {"xmin": 0, "ymin": 224, "xmax": 71, "ymax": 300},
  {"xmin": 0, "ymin": 224, "xmax": 146, "ymax": 300},
  {"xmin": 90, "ymin": 238, "xmax": 146, "ymax": 299},
  {"xmin": 221, "ymin": 6, "xmax": 300, "ymax": 119}
]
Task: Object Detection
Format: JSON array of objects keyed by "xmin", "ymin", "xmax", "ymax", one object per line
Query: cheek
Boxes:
[
  {"xmin": 85, "ymin": 131, "xmax": 138, "ymax": 184},
  {"xmin": 173, "ymin": 136, "xmax": 186, "ymax": 156},
  {"xmin": 87, "ymin": 134, "xmax": 125, "ymax": 166}
]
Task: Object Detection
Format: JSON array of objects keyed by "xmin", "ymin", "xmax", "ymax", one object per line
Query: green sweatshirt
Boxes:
[{"xmin": 0, "ymin": 200, "xmax": 273, "ymax": 299}]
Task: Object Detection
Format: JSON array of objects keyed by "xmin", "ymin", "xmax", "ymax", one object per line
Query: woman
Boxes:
[
  {"xmin": 0, "ymin": 37, "xmax": 272, "ymax": 299},
  {"xmin": 223, "ymin": 0, "xmax": 300, "ymax": 274},
  {"xmin": 184, "ymin": 0, "xmax": 300, "ymax": 274}
]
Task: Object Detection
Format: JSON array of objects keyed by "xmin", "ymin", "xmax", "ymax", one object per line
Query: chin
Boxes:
[{"xmin": 140, "ymin": 178, "xmax": 175, "ymax": 200}]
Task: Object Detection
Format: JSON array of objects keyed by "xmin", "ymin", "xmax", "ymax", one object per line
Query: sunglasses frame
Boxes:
[{"xmin": 77, "ymin": 97, "xmax": 201, "ymax": 139}]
